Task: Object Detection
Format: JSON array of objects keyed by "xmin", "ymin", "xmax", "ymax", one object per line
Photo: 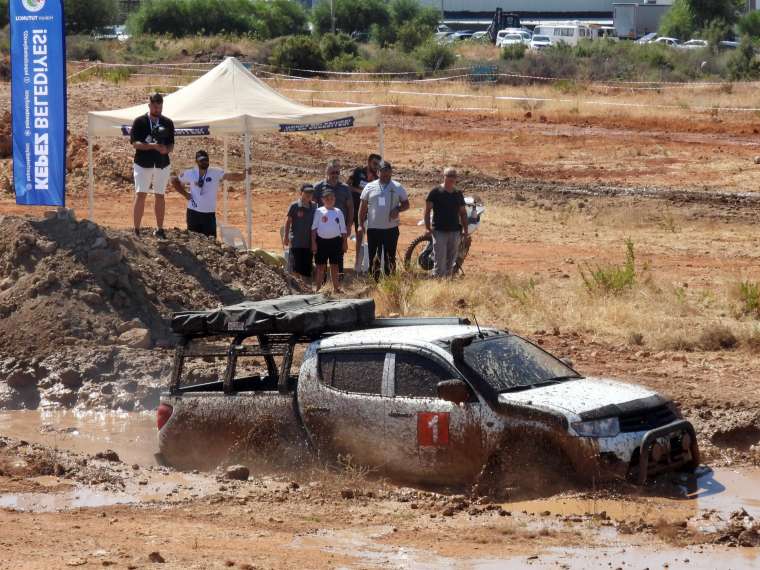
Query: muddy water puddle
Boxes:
[{"xmin": 0, "ymin": 409, "xmax": 158, "ymax": 465}]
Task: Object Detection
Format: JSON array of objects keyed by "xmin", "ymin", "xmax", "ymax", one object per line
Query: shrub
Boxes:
[
  {"xmin": 413, "ymin": 40, "xmax": 456, "ymax": 71},
  {"xmin": 698, "ymin": 324, "xmax": 738, "ymax": 351},
  {"xmin": 311, "ymin": 0, "xmax": 389, "ymax": 35},
  {"xmin": 67, "ymin": 36, "xmax": 106, "ymax": 61},
  {"xmin": 270, "ymin": 35, "xmax": 325, "ymax": 74},
  {"xmin": 375, "ymin": 270, "xmax": 419, "ymax": 315},
  {"xmin": 359, "ymin": 48, "xmax": 419, "ymax": 73},
  {"xmin": 250, "ymin": 0, "xmax": 308, "ymax": 40},
  {"xmin": 326, "ymin": 53, "xmax": 362, "ymax": 72},
  {"xmin": 396, "ymin": 21, "xmax": 429, "ymax": 53},
  {"xmin": 579, "ymin": 239, "xmax": 637, "ymax": 296},
  {"xmin": 0, "ymin": 0, "xmax": 8, "ymax": 29},
  {"xmin": 725, "ymin": 35, "xmax": 760, "ymax": 80},
  {"xmin": 737, "ymin": 280, "xmax": 760, "ymax": 318},
  {"xmin": 65, "ymin": 0, "xmax": 119, "ymax": 34},
  {"xmin": 501, "ymin": 43, "xmax": 527, "ymax": 60},
  {"xmin": 738, "ymin": 11, "xmax": 760, "ymax": 38},
  {"xmin": 320, "ymin": 32, "xmax": 357, "ymax": 61}
]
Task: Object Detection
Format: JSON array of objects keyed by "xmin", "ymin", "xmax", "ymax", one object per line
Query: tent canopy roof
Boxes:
[{"xmin": 87, "ymin": 57, "xmax": 380, "ymax": 137}]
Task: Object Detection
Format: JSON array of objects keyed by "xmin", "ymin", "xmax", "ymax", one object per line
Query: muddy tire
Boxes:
[
  {"xmin": 472, "ymin": 435, "xmax": 577, "ymax": 500},
  {"xmin": 404, "ymin": 234, "xmax": 434, "ymax": 272}
]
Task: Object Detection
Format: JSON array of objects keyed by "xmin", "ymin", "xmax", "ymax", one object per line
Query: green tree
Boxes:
[
  {"xmin": 688, "ymin": 0, "xmax": 741, "ymax": 28},
  {"xmin": 311, "ymin": 0, "xmax": 390, "ymax": 35},
  {"xmin": 738, "ymin": 11, "xmax": 760, "ymax": 38},
  {"xmin": 726, "ymin": 34, "xmax": 760, "ymax": 79},
  {"xmin": 251, "ymin": 0, "xmax": 308, "ymax": 39},
  {"xmin": 413, "ymin": 40, "xmax": 455, "ymax": 70},
  {"xmin": 270, "ymin": 35, "xmax": 325, "ymax": 74},
  {"xmin": 658, "ymin": 0, "xmax": 696, "ymax": 39},
  {"xmin": 371, "ymin": 0, "xmax": 439, "ymax": 49},
  {"xmin": 65, "ymin": 0, "xmax": 119, "ymax": 34},
  {"xmin": 320, "ymin": 32, "xmax": 357, "ymax": 61}
]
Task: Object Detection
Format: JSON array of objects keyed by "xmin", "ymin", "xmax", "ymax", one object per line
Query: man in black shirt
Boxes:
[
  {"xmin": 424, "ymin": 167, "xmax": 468, "ymax": 277},
  {"xmin": 130, "ymin": 93, "xmax": 175, "ymax": 238},
  {"xmin": 347, "ymin": 153, "xmax": 381, "ymax": 273}
]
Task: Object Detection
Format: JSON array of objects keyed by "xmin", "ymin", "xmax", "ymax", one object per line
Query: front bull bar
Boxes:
[{"xmin": 637, "ymin": 419, "xmax": 699, "ymax": 485}]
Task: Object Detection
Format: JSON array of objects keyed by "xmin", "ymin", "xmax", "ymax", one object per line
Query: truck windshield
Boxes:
[{"xmin": 460, "ymin": 334, "xmax": 580, "ymax": 392}]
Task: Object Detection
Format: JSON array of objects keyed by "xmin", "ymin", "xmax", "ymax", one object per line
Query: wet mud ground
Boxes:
[
  {"xmin": 1, "ymin": 411, "xmax": 760, "ymax": 568},
  {"xmin": 3, "ymin": 80, "xmax": 760, "ymax": 566}
]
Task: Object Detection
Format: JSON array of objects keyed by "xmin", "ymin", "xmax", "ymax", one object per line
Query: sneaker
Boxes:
[{"xmin": 154, "ymin": 228, "xmax": 167, "ymax": 239}]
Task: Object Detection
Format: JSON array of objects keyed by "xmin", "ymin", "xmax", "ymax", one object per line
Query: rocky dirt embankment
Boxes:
[{"xmin": 0, "ymin": 211, "xmax": 293, "ymax": 411}]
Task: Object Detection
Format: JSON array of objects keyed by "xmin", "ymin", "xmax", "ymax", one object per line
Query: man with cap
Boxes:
[
  {"xmin": 358, "ymin": 161, "xmax": 410, "ymax": 280},
  {"xmin": 171, "ymin": 150, "xmax": 248, "ymax": 238},
  {"xmin": 283, "ymin": 183, "xmax": 318, "ymax": 279},
  {"xmin": 130, "ymin": 93, "xmax": 175, "ymax": 238},
  {"xmin": 313, "ymin": 159, "xmax": 354, "ymax": 278}
]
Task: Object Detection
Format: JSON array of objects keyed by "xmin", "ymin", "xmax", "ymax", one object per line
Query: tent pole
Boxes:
[
  {"xmin": 244, "ymin": 132, "xmax": 252, "ymax": 248},
  {"xmin": 87, "ymin": 135, "xmax": 94, "ymax": 221},
  {"xmin": 223, "ymin": 136, "xmax": 229, "ymax": 224},
  {"xmin": 378, "ymin": 118, "xmax": 385, "ymax": 158}
]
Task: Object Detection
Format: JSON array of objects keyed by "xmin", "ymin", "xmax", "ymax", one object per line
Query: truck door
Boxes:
[
  {"xmin": 300, "ymin": 350, "xmax": 389, "ymax": 469},
  {"xmin": 384, "ymin": 351, "xmax": 486, "ymax": 485}
]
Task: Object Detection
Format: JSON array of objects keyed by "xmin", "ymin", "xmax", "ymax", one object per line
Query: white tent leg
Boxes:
[
  {"xmin": 378, "ymin": 119, "xmax": 385, "ymax": 158},
  {"xmin": 244, "ymin": 132, "xmax": 252, "ymax": 249},
  {"xmin": 223, "ymin": 136, "xmax": 229, "ymax": 224},
  {"xmin": 87, "ymin": 136, "xmax": 94, "ymax": 221}
]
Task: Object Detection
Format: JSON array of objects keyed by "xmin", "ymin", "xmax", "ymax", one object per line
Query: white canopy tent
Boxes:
[{"xmin": 87, "ymin": 57, "xmax": 383, "ymax": 246}]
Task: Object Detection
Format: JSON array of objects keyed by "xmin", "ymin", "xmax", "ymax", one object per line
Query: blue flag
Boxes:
[{"xmin": 10, "ymin": 0, "xmax": 66, "ymax": 206}]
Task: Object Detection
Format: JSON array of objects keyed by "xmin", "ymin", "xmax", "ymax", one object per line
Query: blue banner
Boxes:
[{"xmin": 10, "ymin": 0, "xmax": 66, "ymax": 206}]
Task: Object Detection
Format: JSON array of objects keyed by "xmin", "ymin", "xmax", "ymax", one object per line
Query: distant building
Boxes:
[{"xmin": 419, "ymin": 0, "xmax": 673, "ymax": 19}]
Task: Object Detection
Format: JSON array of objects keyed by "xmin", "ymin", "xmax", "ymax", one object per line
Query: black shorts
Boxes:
[
  {"xmin": 187, "ymin": 209, "xmax": 216, "ymax": 237},
  {"xmin": 290, "ymin": 247, "xmax": 313, "ymax": 277},
  {"xmin": 315, "ymin": 236, "xmax": 342, "ymax": 265}
]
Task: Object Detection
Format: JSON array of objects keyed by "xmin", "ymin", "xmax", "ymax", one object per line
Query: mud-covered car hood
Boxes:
[{"xmin": 497, "ymin": 377, "xmax": 667, "ymax": 418}]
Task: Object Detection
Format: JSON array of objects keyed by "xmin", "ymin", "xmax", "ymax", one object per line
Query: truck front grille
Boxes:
[{"xmin": 619, "ymin": 404, "xmax": 677, "ymax": 433}]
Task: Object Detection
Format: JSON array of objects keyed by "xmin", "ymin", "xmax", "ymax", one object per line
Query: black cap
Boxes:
[
  {"xmin": 300, "ymin": 184, "xmax": 314, "ymax": 193},
  {"xmin": 195, "ymin": 150, "xmax": 209, "ymax": 160}
]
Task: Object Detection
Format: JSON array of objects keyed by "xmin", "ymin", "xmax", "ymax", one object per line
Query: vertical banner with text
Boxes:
[{"xmin": 10, "ymin": 0, "xmax": 66, "ymax": 206}]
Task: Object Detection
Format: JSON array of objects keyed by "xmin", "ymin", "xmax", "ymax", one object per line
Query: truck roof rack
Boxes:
[{"xmin": 368, "ymin": 317, "xmax": 470, "ymax": 328}]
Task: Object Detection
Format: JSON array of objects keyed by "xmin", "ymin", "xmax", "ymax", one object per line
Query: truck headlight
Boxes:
[{"xmin": 571, "ymin": 417, "xmax": 620, "ymax": 437}]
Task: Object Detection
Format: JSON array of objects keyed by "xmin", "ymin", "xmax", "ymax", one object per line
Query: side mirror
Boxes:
[
  {"xmin": 560, "ymin": 357, "xmax": 574, "ymax": 368},
  {"xmin": 437, "ymin": 379, "xmax": 472, "ymax": 405}
]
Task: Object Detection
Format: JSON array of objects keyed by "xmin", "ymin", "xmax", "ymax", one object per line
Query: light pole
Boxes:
[{"xmin": 331, "ymin": 0, "xmax": 336, "ymax": 34}]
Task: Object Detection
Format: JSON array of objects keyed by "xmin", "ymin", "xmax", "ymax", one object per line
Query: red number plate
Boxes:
[{"xmin": 417, "ymin": 412, "xmax": 450, "ymax": 447}]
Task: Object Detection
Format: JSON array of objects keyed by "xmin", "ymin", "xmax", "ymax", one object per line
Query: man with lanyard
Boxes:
[
  {"xmin": 347, "ymin": 153, "xmax": 381, "ymax": 273},
  {"xmin": 171, "ymin": 150, "xmax": 248, "ymax": 238},
  {"xmin": 358, "ymin": 161, "xmax": 410, "ymax": 281},
  {"xmin": 130, "ymin": 93, "xmax": 175, "ymax": 238},
  {"xmin": 424, "ymin": 167, "xmax": 468, "ymax": 277},
  {"xmin": 313, "ymin": 159, "xmax": 354, "ymax": 278}
]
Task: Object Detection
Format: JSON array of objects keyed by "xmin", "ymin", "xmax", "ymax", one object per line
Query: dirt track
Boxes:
[{"xmin": 2, "ymin": 77, "xmax": 760, "ymax": 567}]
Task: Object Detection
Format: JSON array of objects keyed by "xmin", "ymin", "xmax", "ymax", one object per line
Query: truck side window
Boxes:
[
  {"xmin": 394, "ymin": 352, "xmax": 451, "ymax": 398},
  {"xmin": 319, "ymin": 352, "xmax": 385, "ymax": 395}
]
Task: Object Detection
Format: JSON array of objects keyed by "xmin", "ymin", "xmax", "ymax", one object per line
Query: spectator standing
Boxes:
[
  {"xmin": 424, "ymin": 167, "xmax": 468, "ymax": 277},
  {"xmin": 170, "ymin": 150, "xmax": 248, "ymax": 238},
  {"xmin": 358, "ymin": 161, "xmax": 410, "ymax": 280},
  {"xmin": 313, "ymin": 159, "xmax": 354, "ymax": 277},
  {"xmin": 311, "ymin": 190, "xmax": 347, "ymax": 293},
  {"xmin": 347, "ymin": 153, "xmax": 382, "ymax": 272},
  {"xmin": 283, "ymin": 184, "xmax": 317, "ymax": 279},
  {"xmin": 130, "ymin": 93, "xmax": 175, "ymax": 238}
]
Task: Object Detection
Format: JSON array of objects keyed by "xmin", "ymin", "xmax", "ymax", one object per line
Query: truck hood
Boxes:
[{"xmin": 497, "ymin": 377, "xmax": 667, "ymax": 419}]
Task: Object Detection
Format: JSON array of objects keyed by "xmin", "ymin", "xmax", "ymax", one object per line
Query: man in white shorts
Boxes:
[
  {"xmin": 171, "ymin": 150, "xmax": 248, "ymax": 238},
  {"xmin": 130, "ymin": 93, "xmax": 175, "ymax": 238}
]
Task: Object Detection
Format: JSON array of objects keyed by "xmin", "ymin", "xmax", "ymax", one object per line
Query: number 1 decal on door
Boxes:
[{"xmin": 417, "ymin": 412, "xmax": 450, "ymax": 446}]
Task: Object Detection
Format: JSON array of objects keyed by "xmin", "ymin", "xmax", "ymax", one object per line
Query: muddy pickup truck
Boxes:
[{"xmin": 157, "ymin": 295, "xmax": 699, "ymax": 488}]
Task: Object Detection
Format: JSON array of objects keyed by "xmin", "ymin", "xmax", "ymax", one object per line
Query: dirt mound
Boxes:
[
  {"xmin": 0, "ymin": 210, "xmax": 293, "ymax": 410},
  {"xmin": 0, "ymin": 111, "xmax": 10, "ymax": 159}
]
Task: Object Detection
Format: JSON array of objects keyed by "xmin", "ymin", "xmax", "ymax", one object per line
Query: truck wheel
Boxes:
[
  {"xmin": 404, "ymin": 234, "xmax": 434, "ymax": 272},
  {"xmin": 472, "ymin": 435, "xmax": 577, "ymax": 500}
]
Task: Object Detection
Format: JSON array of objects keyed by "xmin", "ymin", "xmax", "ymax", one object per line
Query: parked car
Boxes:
[
  {"xmin": 495, "ymin": 28, "xmax": 531, "ymax": 47},
  {"xmin": 652, "ymin": 37, "xmax": 680, "ymax": 47},
  {"xmin": 718, "ymin": 40, "xmax": 739, "ymax": 50},
  {"xmin": 635, "ymin": 32, "xmax": 658, "ymax": 44},
  {"xmin": 91, "ymin": 25, "xmax": 130, "ymax": 42},
  {"xmin": 529, "ymin": 35, "xmax": 552, "ymax": 50},
  {"xmin": 498, "ymin": 33, "xmax": 527, "ymax": 48},
  {"xmin": 450, "ymin": 30, "xmax": 475, "ymax": 42},
  {"xmin": 471, "ymin": 31, "xmax": 489, "ymax": 42},
  {"xmin": 680, "ymin": 39, "xmax": 708, "ymax": 50},
  {"xmin": 158, "ymin": 296, "xmax": 700, "ymax": 490}
]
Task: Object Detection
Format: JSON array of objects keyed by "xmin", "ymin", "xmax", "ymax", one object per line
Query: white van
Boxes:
[{"xmin": 533, "ymin": 22, "xmax": 592, "ymax": 46}]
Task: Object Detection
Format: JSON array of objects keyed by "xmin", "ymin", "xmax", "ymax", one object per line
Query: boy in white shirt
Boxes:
[
  {"xmin": 171, "ymin": 150, "xmax": 247, "ymax": 237},
  {"xmin": 311, "ymin": 189, "xmax": 347, "ymax": 293}
]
